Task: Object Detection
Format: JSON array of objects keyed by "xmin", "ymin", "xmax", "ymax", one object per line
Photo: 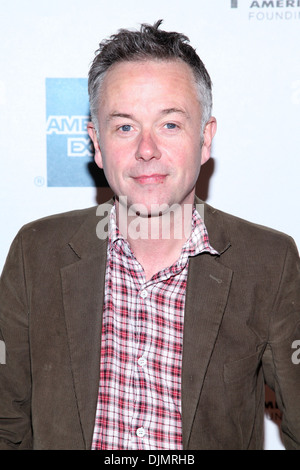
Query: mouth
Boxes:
[{"xmin": 132, "ymin": 174, "xmax": 167, "ymax": 185}]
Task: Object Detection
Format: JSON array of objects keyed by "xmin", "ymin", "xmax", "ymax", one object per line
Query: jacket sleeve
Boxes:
[
  {"xmin": 0, "ymin": 233, "xmax": 33, "ymax": 449},
  {"xmin": 262, "ymin": 236, "xmax": 300, "ymax": 450}
]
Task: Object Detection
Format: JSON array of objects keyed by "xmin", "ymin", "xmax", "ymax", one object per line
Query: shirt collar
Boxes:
[{"xmin": 108, "ymin": 203, "xmax": 219, "ymax": 261}]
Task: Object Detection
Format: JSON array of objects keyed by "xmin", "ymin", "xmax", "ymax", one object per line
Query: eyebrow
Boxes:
[
  {"xmin": 107, "ymin": 112, "xmax": 133, "ymax": 122},
  {"xmin": 107, "ymin": 108, "xmax": 189, "ymax": 122},
  {"xmin": 160, "ymin": 107, "xmax": 188, "ymax": 117}
]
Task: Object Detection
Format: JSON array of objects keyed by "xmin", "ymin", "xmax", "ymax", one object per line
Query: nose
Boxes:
[{"xmin": 135, "ymin": 131, "xmax": 161, "ymax": 161}]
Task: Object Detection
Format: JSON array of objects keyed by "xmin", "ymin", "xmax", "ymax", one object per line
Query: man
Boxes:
[{"xmin": 0, "ymin": 20, "xmax": 300, "ymax": 450}]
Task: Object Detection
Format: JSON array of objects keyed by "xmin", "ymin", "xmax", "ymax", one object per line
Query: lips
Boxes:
[{"xmin": 132, "ymin": 174, "xmax": 167, "ymax": 184}]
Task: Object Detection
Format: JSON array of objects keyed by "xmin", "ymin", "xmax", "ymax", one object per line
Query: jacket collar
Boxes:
[
  {"xmin": 67, "ymin": 201, "xmax": 114, "ymax": 260},
  {"xmin": 67, "ymin": 197, "xmax": 231, "ymax": 259},
  {"xmin": 194, "ymin": 196, "xmax": 231, "ymax": 255}
]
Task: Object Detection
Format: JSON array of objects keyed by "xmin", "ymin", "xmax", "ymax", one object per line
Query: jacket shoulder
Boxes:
[
  {"xmin": 201, "ymin": 200, "xmax": 298, "ymax": 255},
  {"xmin": 19, "ymin": 206, "xmax": 98, "ymax": 234},
  {"xmin": 7, "ymin": 204, "xmax": 111, "ymax": 269}
]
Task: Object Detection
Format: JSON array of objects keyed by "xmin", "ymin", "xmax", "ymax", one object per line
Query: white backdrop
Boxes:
[{"xmin": 1, "ymin": 0, "xmax": 300, "ymax": 450}]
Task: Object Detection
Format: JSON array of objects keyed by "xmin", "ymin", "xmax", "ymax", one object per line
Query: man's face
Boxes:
[{"xmin": 88, "ymin": 59, "xmax": 216, "ymax": 215}]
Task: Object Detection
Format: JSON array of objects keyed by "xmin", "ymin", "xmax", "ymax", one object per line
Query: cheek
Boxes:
[
  {"xmin": 170, "ymin": 141, "xmax": 201, "ymax": 169},
  {"xmin": 100, "ymin": 146, "xmax": 127, "ymax": 186},
  {"xmin": 176, "ymin": 146, "xmax": 202, "ymax": 186}
]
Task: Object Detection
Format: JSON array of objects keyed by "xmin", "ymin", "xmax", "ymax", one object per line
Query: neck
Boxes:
[{"xmin": 116, "ymin": 201, "xmax": 194, "ymax": 280}]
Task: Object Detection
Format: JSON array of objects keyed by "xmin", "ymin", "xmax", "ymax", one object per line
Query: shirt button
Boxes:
[
  {"xmin": 138, "ymin": 357, "xmax": 147, "ymax": 367},
  {"xmin": 136, "ymin": 427, "xmax": 145, "ymax": 438},
  {"xmin": 140, "ymin": 289, "xmax": 148, "ymax": 299}
]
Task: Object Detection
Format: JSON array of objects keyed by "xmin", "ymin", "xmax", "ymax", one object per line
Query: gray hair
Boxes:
[{"xmin": 88, "ymin": 20, "xmax": 213, "ymax": 136}]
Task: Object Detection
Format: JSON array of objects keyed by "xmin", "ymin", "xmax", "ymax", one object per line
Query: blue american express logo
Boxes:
[{"xmin": 46, "ymin": 78, "xmax": 96, "ymax": 187}]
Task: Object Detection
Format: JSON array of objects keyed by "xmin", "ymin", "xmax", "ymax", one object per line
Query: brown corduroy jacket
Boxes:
[{"xmin": 1, "ymin": 198, "xmax": 300, "ymax": 450}]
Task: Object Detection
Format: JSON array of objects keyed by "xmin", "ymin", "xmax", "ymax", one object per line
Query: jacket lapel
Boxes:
[
  {"xmin": 181, "ymin": 200, "xmax": 233, "ymax": 449},
  {"xmin": 182, "ymin": 255, "xmax": 233, "ymax": 448},
  {"xmin": 60, "ymin": 206, "xmax": 110, "ymax": 449}
]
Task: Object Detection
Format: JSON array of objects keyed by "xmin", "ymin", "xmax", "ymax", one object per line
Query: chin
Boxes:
[{"xmin": 127, "ymin": 204, "xmax": 164, "ymax": 218}]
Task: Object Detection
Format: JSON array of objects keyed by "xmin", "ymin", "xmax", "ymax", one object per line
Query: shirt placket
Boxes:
[
  {"xmin": 129, "ymin": 269, "xmax": 180, "ymax": 449},
  {"xmin": 125, "ymin": 255, "xmax": 150, "ymax": 449}
]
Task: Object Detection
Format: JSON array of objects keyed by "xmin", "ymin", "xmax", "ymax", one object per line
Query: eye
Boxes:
[
  {"xmin": 118, "ymin": 124, "xmax": 133, "ymax": 132},
  {"xmin": 164, "ymin": 122, "xmax": 178, "ymax": 130}
]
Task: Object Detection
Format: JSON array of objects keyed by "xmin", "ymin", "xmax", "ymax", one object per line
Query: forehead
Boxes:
[{"xmin": 99, "ymin": 59, "xmax": 199, "ymax": 105}]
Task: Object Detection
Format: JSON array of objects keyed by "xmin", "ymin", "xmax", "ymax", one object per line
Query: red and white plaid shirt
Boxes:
[{"xmin": 91, "ymin": 204, "xmax": 217, "ymax": 450}]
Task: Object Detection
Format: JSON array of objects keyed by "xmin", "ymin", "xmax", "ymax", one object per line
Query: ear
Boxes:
[
  {"xmin": 87, "ymin": 122, "xmax": 103, "ymax": 169},
  {"xmin": 201, "ymin": 117, "xmax": 217, "ymax": 165}
]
